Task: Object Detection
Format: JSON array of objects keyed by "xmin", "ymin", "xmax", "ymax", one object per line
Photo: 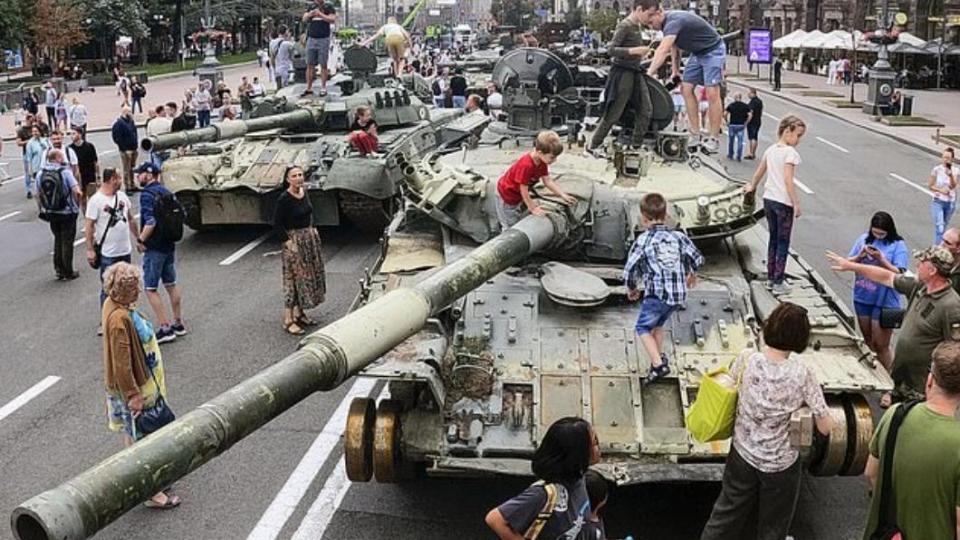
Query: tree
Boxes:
[
  {"xmin": 490, "ymin": 0, "xmax": 537, "ymax": 29},
  {"xmin": 0, "ymin": 0, "xmax": 27, "ymax": 49},
  {"xmin": 27, "ymin": 0, "xmax": 88, "ymax": 64},
  {"xmin": 565, "ymin": 7, "xmax": 584, "ymax": 30},
  {"xmin": 586, "ymin": 8, "xmax": 618, "ymax": 40}
]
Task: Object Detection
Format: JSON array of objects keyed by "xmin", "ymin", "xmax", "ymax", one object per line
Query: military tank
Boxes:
[
  {"xmin": 11, "ymin": 52, "xmax": 891, "ymax": 540},
  {"xmin": 142, "ymin": 46, "xmax": 485, "ymax": 231}
]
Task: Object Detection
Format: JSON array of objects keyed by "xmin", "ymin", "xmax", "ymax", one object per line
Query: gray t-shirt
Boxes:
[
  {"xmin": 663, "ymin": 11, "xmax": 721, "ymax": 54},
  {"xmin": 498, "ymin": 478, "xmax": 591, "ymax": 539}
]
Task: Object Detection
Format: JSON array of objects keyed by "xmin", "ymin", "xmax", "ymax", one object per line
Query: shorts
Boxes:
[
  {"xmin": 683, "ymin": 41, "xmax": 726, "ymax": 87},
  {"xmin": 82, "ymin": 181, "xmax": 98, "ymax": 199},
  {"xmin": 385, "ymin": 34, "xmax": 406, "ymax": 59},
  {"xmin": 143, "ymin": 249, "xmax": 177, "ymax": 290},
  {"xmin": 496, "ymin": 197, "xmax": 523, "ymax": 230},
  {"xmin": 854, "ymin": 302, "xmax": 883, "ymax": 320},
  {"xmin": 674, "ymin": 103, "xmax": 685, "ymax": 113},
  {"xmin": 306, "ymin": 37, "xmax": 331, "ymax": 67},
  {"xmin": 635, "ymin": 296, "xmax": 678, "ymax": 335},
  {"xmin": 698, "ymin": 101, "xmax": 710, "ymax": 113},
  {"xmin": 747, "ymin": 123, "xmax": 760, "ymax": 141}
]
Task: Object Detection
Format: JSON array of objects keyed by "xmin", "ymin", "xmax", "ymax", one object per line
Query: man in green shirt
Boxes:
[
  {"xmin": 862, "ymin": 340, "xmax": 960, "ymax": 540},
  {"xmin": 826, "ymin": 246, "xmax": 960, "ymax": 402},
  {"xmin": 940, "ymin": 227, "xmax": 960, "ymax": 294}
]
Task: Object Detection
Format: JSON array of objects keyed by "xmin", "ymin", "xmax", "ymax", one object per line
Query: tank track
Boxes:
[
  {"xmin": 338, "ymin": 191, "xmax": 395, "ymax": 232},
  {"xmin": 177, "ymin": 192, "xmax": 206, "ymax": 231}
]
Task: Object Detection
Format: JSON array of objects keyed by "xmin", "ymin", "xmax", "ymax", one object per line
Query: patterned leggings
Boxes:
[{"xmin": 764, "ymin": 199, "xmax": 794, "ymax": 284}]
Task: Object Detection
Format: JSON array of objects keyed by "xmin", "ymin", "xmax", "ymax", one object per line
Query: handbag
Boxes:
[
  {"xmin": 90, "ymin": 194, "xmax": 120, "ymax": 269},
  {"xmin": 685, "ymin": 357, "xmax": 747, "ymax": 443},
  {"xmin": 869, "ymin": 400, "xmax": 920, "ymax": 540},
  {"xmin": 134, "ymin": 350, "xmax": 176, "ymax": 438}
]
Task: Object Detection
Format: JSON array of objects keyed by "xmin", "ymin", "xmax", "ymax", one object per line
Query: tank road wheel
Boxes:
[
  {"xmin": 809, "ymin": 395, "xmax": 848, "ymax": 476},
  {"xmin": 344, "ymin": 398, "xmax": 376, "ymax": 482},
  {"xmin": 373, "ymin": 399, "xmax": 403, "ymax": 483},
  {"xmin": 840, "ymin": 394, "xmax": 874, "ymax": 476}
]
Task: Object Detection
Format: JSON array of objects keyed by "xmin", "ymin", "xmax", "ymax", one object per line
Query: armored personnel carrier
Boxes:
[
  {"xmin": 142, "ymin": 46, "xmax": 485, "ymax": 231},
  {"xmin": 11, "ymin": 51, "xmax": 891, "ymax": 540}
]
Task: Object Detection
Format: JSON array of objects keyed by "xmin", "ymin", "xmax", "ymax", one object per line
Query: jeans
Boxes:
[
  {"xmin": 727, "ymin": 124, "xmax": 745, "ymax": 160},
  {"xmin": 764, "ymin": 199, "xmax": 795, "ymax": 284},
  {"xmin": 452, "ymin": 95, "xmax": 466, "ymax": 109},
  {"xmin": 132, "ymin": 96, "xmax": 143, "ymax": 113},
  {"xmin": 700, "ymin": 446, "xmax": 802, "ymax": 540},
  {"xmin": 99, "ymin": 253, "xmax": 132, "ymax": 306},
  {"xmin": 433, "ymin": 96, "xmax": 445, "ymax": 108},
  {"xmin": 931, "ymin": 198, "xmax": 956, "ymax": 245},
  {"xmin": 48, "ymin": 213, "xmax": 78, "ymax": 277},
  {"xmin": 23, "ymin": 155, "xmax": 32, "ymax": 195},
  {"xmin": 197, "ymin": 109, "xmax": 211, "ymax": 127}
]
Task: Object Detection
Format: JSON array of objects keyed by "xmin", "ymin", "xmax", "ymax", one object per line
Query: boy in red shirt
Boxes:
[{"xmin": 496, "ymin": 130, "xmax": 576, "ymax": 229}]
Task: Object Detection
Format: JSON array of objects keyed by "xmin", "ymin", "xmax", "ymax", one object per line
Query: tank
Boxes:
[
  {"xmin": 11, "ymin": 50, "xmax": 892, "ymax": 540},
  {"xmin": 145, "ymin": 46, "xmax": 486, "ymax": 231}
]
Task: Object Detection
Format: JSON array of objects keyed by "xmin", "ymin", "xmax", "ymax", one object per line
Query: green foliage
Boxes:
[
  {"xmin": 490, "ymin": 0, "xmax": 537, "ymax": 29},
  {"xmin": 0, "ymin": 0, "xmax": 26, "ymax": 48},
  {"xmin": 586, "ymin": 8, "xmax": 618, "ymax": 40},
  {"xmin": 565, "ymin": 7, "xmax": 583, "ymax": 30},
  {"xmin": 81, "ymin": 0, "xmax": 150, "ymax": 39}
]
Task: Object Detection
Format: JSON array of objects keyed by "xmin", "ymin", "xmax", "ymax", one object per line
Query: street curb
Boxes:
[
  {"xmin": 728, "ymin": 79, "xmax": 947, "ymax": 159},
  {"xmin": 1, "ymin": 61, "xmax": 259, "ymax": 141}
]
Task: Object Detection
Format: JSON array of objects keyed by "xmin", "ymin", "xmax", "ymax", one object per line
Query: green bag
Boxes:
[{"xmin": 685, "ymin": 360, "xmax": 746, "ymax": 443}]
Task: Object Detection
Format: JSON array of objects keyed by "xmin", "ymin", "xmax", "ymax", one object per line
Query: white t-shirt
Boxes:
[
  {"xmin": 146, "ymin": 116, "xmax": 173, "ymax": 137},
  {"xmin": 761, "ymin": 143, "xmax": 802, "ymax": 207},
  {"xmin": 86, "ymin": 190, "xmax": 133, "ymax": 257},
  {"xmin": 275, "ymin": 40, "xmax": 294, "ymax": 73},
  {"xmin": 69, "ymin": 104, "xmax": 88, "ymax": 127},
  {"xmin": 931, "ymin": 163, "xmax": 959, "ymax": 203},
  {"xmin": 40, "ymin": 145, "xmax": 77, "ymax": 170}
]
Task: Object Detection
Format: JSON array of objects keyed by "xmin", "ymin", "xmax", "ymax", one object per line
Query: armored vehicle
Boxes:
[
  {"xmin": 142, "ymin": 46, "xmax": 484, "ymax": 231},
  {"xmin": 12, "ymin": 51, "xmax": 891, "ymax": 540}
]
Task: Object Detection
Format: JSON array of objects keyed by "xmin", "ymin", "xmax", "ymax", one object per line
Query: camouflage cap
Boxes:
[{"xmin": 913, "ymin": 246, "xmax": 955, "ymax": 276}]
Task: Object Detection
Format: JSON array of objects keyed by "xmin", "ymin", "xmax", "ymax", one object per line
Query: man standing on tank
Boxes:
[
  {"xmin": 301, "ymin": 0, "xmax": 337, "ymax": 98},
  {"xmin": 639, "ymin": 0, "xmax": 726, "ymax": 153},
  {"xmin": 587, "ymin": 0, "xmax": 653, "ymax": 156}
]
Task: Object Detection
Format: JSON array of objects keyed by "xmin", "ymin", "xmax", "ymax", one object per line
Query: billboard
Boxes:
[{"xmin": 746, "ymin": 28, "xmax": 772, "ymax": 64}]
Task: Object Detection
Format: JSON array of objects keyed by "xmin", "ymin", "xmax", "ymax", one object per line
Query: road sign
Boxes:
[{"xmin": 747, "ymin": 28, "xmax": 772, "ymax": 64}]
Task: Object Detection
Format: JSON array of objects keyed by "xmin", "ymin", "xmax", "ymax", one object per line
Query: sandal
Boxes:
[
  {"xmin": 284, "ymin": 322, "xmax": 305, "ymax": 335},
  {"xmin": 145, "ymin": 493, "xmax": 181, "ymax": 509},
  {"xmin": 643, "ymin": 362, "xmax": 671, "ymax": 384}
]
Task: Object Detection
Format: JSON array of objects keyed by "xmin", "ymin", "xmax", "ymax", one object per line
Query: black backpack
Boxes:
[
  {"xmin": 152, "ymin": 189, "xmax": 184, "ymax": 243},
  {"xmin": 432, "ymin": 79, "xmax": 442, "ymax": 96},
  {"xmin": 38, "ymin": 167, "xmax": 68, "ymax": 212}
]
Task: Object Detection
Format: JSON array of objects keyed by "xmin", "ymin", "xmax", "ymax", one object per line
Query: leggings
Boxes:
[{"xmin": 764, "ymin": 199, "xmax": 794, "ymax": 284}]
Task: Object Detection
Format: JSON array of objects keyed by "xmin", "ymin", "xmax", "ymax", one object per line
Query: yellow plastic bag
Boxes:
[{"xmin": 685, "ymin": 363, "xmax": 742, "ymax": 443}]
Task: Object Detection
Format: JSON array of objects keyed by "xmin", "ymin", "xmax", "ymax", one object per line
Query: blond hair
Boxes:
[
  {"xmin": 103, "ymin": 262, "xmax": 143, "ymax": 305},
  {"xmin": 777, "ymin": 114, "xmax": 806, "ymax": 138},
  {"xmin": 534, "ymin": 130, "xmax": 564, "ymax": 157}
]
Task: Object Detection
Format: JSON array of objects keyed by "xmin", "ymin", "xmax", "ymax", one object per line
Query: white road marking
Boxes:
[
  {"xmin": 793, "ymin": 177, "xmax": 814, "ymax": 195},
  {"xmin": 889, "ymin": 172, "xmax": 933, "ymax": 197},
  {"xmin": 0, "ymin": 210, "xmax": 21, "ymax": 222},
  {"xmin": 246, "ymin": 377, "xmax": 378, "ymax": 540},
  {"xmin": 763, "ymin": 113, "xmax": 780, "ymax": 122},
  {"xmin": 290, "ymin": 386, "xmax": 389, "ymax": 540},
  {"xmin": 219, "ymin": 231, "xmax": 272, "ymax": 266},
  {"xmin": 100, "ymin": 150, "xmax": 118, "ymax": 156},
  {"xmin": 0, "ymin": 376, "xmax": 61, "ymax": 423},
  {"xmin": 815, "ymin": 136, "xmax": 850, "ymax": 154}
]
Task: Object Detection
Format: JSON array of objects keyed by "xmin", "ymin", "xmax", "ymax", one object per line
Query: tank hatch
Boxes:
[{"xmin": 540, "ymin": 262, "xmax": 609, "ymax": 307}]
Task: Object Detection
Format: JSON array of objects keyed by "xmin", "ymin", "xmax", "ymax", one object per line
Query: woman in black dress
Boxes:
[{"xmin": 273, "ymin": 166, "xmax": 326, "ymax": 335}]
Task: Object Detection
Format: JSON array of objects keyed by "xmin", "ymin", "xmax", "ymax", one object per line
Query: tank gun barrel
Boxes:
[
  {"xmin": 11, "ymin": 214, "xmax": 566, "ymax": 540},
  {"xmin": 140, "ymin": 108, "xmax": 317, "ymax": 152}
]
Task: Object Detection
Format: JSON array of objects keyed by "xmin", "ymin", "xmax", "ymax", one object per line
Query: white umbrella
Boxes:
[
  {"xmin": 896, "ymin": 32, "xmax": 926, "ymax": 47},
  {"xmin": 797, "ymin": 29, "xmax": 826, "ymax": 49},
  {"xmin": 773, "ymin": 29, "xmax": 807, "ymax": 49}
]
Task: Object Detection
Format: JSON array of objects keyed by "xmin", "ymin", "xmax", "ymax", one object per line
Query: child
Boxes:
[
  {"xmin": 583, "ymin": 470, "xmax": 609, "ymax": 540},
  {"xmin": 624, "ymin": 193, "xmax": 704, "ymax": 383},
  {"xmin": 495, "ymin": 130, "xmax": 576, "ymax": 230},
  {"xmin": 348, "ymin": 105, "xmax": 379, "ymax": 156},
  {"xmin": 485, "ymin": 417, "xmax": 600, "ymax": 539},
  {"xmin": 743, "ymin": 115, "xmax": 806, "ymax": 295}
]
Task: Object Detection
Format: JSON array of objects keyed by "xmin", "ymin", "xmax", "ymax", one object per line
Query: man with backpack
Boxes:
[
  {"xmin": 136, "ymin": 163, "xmax": 187, "ymax": 343},
  {"xmin": 34, "ymin": 148, "xmax": 83, "ymax": 280}
]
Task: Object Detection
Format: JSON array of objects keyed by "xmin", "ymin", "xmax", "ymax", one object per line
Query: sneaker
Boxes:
[
  {"xmin": 97, "ymin": 325, "xmax": 103, "ymax": 336},
  {"xmin": 155, "ymin": 327, "xmax": 177, "ymax": 344},
  {"xmin": 644, "ymin": 359, "xmax": 671, "ymax": 384},
  {"xmin": 700, "ymin": 137, "xmax": 720, "ymax": 154},
  {"xmin": 26, "ymin": 192, "xmax": 33, "ymax": 199},
  {"xmin": 771, "ymin": 282, "xmax": 792, "ymax": 296},
  {"xmin": 171, "ymin": 321, "xmax": 188, "ymax": 336}
]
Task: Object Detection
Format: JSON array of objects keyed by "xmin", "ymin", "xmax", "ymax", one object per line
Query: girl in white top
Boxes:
[
  {"xmin": 929, "ymin": 147, "xmax": 958, "ymax": 245},
  {"xmin": 362, "ymin": 16, "xmax": 411, "ymax": 77},
  {"xmin": 743, "ymin": 115, "xmax": 807, "ymax": 295}
]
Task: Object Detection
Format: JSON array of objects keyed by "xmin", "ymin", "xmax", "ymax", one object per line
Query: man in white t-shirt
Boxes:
[
  {"xmin": 84, "ymin": 167, "xmax": 139, "ymax": 319},
  {"xmin": 40, "ymin": 130, "xmax": 78, "ymax": 179},
  {"xmin": 273, "ymin": 25, "xmax": 295, "ymax": 89}
]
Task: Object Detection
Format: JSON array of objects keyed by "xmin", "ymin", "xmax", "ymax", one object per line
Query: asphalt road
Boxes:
[{"xmin": 0, "ymin": 89, "xmax": 946, "ymax": 540}]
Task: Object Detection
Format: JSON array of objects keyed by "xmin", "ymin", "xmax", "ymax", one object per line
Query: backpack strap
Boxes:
[
  {"xmin": 873, "ymin": 400, "xmax": 920, "ymax": 535},
  {"xmin": 523, "ymin": 481, "xmax": 559, "ymax": 540}
]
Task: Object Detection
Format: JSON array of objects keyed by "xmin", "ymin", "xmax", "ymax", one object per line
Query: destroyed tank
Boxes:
[
  {"xmin": 142, "ymin": 46, "xmax": 485, "ymax": 231},
  {"xmin": 11, "ymin": 51, "xmax": 892, "ymax": 540}
]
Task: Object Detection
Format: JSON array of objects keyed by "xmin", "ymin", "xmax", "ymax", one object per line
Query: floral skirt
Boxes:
[{"xmin": 282, "ymin": 227, "xmax": 326, "ymax": 309}]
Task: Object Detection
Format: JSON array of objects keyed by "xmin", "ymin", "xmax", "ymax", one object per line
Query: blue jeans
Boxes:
[
  {"xmin": 764, "ymin": 199, "xmax": 795, "ymax": 284},
  {"xmin": 23, "ymin": 155, "xmax": 32, "ymax": 195},
  {"xmin": 197, "ymin": 109, "xmax": 211, "ymax": 127},
  {"xmin": 727, "ymin": 124, "xmax": 745, "ymax": 160},
  {"xmin": 452, "ymin": 95, "xmax": 466, "ymax": 109},
  {"xmin": 99, "ymin": 253, "xmax": 132, "ymax": 306},
  {"xmin": 931, "ymin": 198, "xmax": 956, "ymax": 245}
]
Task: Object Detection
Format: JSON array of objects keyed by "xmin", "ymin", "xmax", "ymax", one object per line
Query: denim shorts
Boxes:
[
  {"xmin": 143, "ymin": 249, "xmax": 177, "ymax": 290},
  {"xmin": 635, "ymin": 296, "xmax": 678, "ymax": 335},
  {"xmin": 306, "ymin": 37, "xmax": 330, "ymax": 67},
  {"xmin": 854, "ymin": 301, "xmax": 883, "ymax": 320},
  {"xmin": 683, "ymin": 41, "xmax": 726, "ymax": 87}
]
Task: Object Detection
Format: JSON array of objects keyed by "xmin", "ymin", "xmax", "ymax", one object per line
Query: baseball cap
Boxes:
[
  {"xmin": 134, "ymin": 162, "xmax": 160, "ymax": 175},
  {"xmin": 914, "ymin": 246, "xmax": 955, "ymax": 276}
]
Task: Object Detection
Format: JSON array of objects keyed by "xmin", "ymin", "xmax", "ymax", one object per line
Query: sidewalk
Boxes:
[
  {"xmin": 0, "ymin": 61, "xmax": 266, "ymax": 140},
  {"xmin": 724, "ymin": 55, "xmax": 960, "ymax": 157}
]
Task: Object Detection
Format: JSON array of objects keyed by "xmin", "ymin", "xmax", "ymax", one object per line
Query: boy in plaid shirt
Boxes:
[{"xmin": 624, "ymin": 193, "xmax": 704, "ymax": 383}]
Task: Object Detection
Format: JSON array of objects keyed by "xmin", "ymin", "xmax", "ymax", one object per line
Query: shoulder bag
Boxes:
[
  {"xmin": 89, "ymin": 194, "xmax": 120, "ymax": 269},
  {"xmin": 869, "ymin": 400, "xmax": 920, "ymax": 540},
  {"xmin": 134, "ymin": 359, "xmax": 176, "ymax": 438},
  {"xmin": 685, "ymin": 356, "xmax": 749, "ymax": 443}
]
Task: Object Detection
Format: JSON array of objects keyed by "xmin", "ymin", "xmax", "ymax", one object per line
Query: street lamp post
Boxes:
[
  {"xmin": 196, "ymin": 0, "xmax": 224, "ymax": 88},
  {"xmin": 862, "ymin": 0, "xmax": 896, "ymax": 115}
]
